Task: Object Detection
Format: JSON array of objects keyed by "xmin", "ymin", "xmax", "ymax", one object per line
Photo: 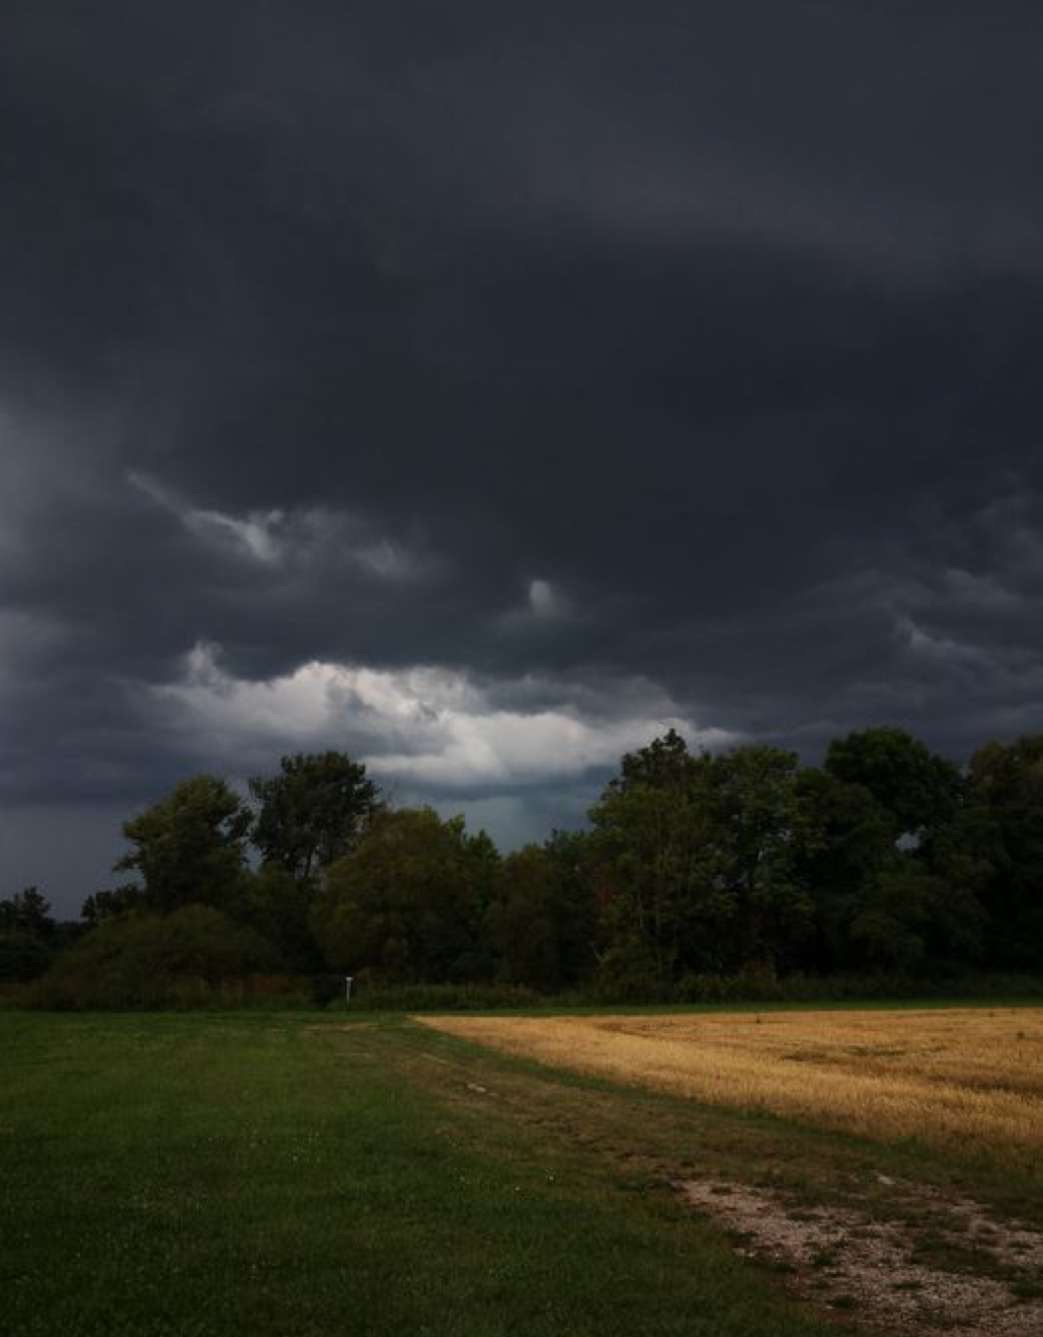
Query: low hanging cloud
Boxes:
[{"xmin": 146, "ymin": 641, "xmax": 734, "ymax": 794}]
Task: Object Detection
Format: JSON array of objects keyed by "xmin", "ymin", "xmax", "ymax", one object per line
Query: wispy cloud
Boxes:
[{"xmin": 127, "ymin": 472, "xmax": 440, "ymax": 582}]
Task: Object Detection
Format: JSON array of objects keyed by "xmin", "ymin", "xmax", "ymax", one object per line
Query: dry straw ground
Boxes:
[{"xmin": 419, "ymin": 1007, "xmax": 1043, "ymax": 1163}]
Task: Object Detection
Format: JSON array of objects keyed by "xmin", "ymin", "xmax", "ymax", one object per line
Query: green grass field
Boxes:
[{"xmin": 2, "ymin": 1009, "xmax": 1041, "ymax": 1336}]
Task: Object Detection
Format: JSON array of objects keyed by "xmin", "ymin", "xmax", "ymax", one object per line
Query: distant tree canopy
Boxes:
[
  {"xmin": 14, "ymin": 726, "xmax": 1043, "ymax": 1007},
  {"xmin": 0, "ymin": 888, "xmax": 58, "ymax": 982},
  {"xmin": 0, "ymin": 886, "xmax": 55, "ymax": 939},
  {"xmin": 249, "ymin": 752, "xmax": 382, "ymax": 881}
]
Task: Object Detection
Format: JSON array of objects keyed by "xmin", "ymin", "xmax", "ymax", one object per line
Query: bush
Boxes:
[
  {"xmin": 0, "ymin": 931, "xmax": 52, "ymax": 983},
  {"xmin": 28, "ymin": 905, "xmax": 282, "ymax": 1010},
  {"xmin": 343, "ymin": 981, "xmax": 543, "ymax": 1012}
]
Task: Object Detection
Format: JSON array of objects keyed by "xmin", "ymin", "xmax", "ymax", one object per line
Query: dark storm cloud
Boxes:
[{"xmin": 2, "ymin": 2, "xmax": 1042, "ymax": 910}]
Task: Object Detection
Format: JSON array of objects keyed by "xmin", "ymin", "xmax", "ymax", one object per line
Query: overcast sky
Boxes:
[{"xmin": 3, "ymin": 2, "xmax": 1042, "ymax": 915}]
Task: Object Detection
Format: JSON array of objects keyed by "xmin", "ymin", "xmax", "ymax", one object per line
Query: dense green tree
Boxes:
[
  {"xmin": 960, "ymin": 734, "xmax": 1043, "ymax": 968},
  {"xmin": 709, "ymin": 745, "xmax": 818, "ymax": 972},
  {"xmin": 611, "ymin": 727, "xmax": 703, "ymax": 794},
  {"xmin": 229, "ymin": 864, "xmax": 323, "ymax": 973},
  {"xmin": 591, "ymin": 737, "xmax": 828, "ymax": 988},
  {"xmin": 310, "ymin": 807, "xmax": 493, "ymax": 983},
  {"xmin": 449, "ymin": 829, "xmax": 502, "ymax": 981},
  {"xmin": 847, "ymin": 858, "xmax": 986, "ymax": 972},
  {"xmin": 542, "ymin": 829, "xmax": 598, "ymax": 983},
  {"xmin": 249, "ymin": 752, "xmax": 381, "ymax": 881},
  {"xmin": 115, "ymin": 776, "xmax": 251, "ymax": 913},
  {"xmin": 488, "ymin": 845, "xmax": 559, "ymax": 987},
  {"xmin": 810, "ymin": 733, "xmax": 994, "ymax": 974},
  {"xmin": 589, "ymin": 742, "xmax": 723, "ymax": 989},
  {"xmin": 825, "ymin": 726, "xmax": 964, "ymax": 840},
  {"xmin": 790, "ymin": 769, "xmax": 897, "ymax": 971},
  {"xmin": 487, "ymin": 831, "xmax": 596, "ymax": 989}
]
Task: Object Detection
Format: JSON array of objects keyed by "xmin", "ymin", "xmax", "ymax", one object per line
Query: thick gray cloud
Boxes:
[{"xmin": 2, "ymin": 2, "xmax": 1042, "ymax": 913}]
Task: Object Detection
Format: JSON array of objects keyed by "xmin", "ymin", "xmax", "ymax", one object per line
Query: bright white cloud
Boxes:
[{"xmin": 148, "ymin": 642, "xmax": 735, "ymax": 791}]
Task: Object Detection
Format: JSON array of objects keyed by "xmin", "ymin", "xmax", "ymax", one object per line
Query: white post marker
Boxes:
[{"xmin": 345, "ymin": 975, "xmax": 354, "ymax": 1007}]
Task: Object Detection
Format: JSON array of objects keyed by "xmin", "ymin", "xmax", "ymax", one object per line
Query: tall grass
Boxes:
[{"xmin": 421, "ymin": 1006, "xmax": 1043, "ymax": 1166}]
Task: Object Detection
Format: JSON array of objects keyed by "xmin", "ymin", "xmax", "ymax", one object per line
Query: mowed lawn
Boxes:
[{"xmin": 0, "ymin": 1011, "xmax": 838, "ymax": 1337}]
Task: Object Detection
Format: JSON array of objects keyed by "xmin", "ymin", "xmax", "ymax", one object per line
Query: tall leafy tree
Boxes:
[
  {"xmin": 115, "ymin": 776, "xmax": 251, "ymax": 913},
  {"xmin": 591, "ymin": 735, "xmax": 824, "ymax": 988},
  {"xmin": 960, "ymin": 734, "xmax": 1043, "ymax": 968},
  {"xmin": 611, "ymin": 727, "xmax": 703, "ymax": 794},
  {"xmin": 310, "ymin": 807, "xmax": 492, "ymax": 983},
  {"xmin": 709, "ymin": 745, "xmax": 817, "ymax": 972},
  {"xmin": 488, "ymin": 845, "xmax": 560, "ymax": 987},
  {"xmin": 825, "ymin": 726, "xmax": 964, "ymax": 841},
  {"xmin": 249, "ymin": 752, "xmax": 381, "ymax": 881},
  {"xmin": 790, "ymin": 768, "xmax": 898, "ymax": 971},
  {"xmin": 229, "ymin": 864, "xmax": 325, "ymax": 972},
  {"xmin": 590, "ymin": 752, "xmax": 724, "ymax": 988},
  {"xmin": 487, "ymin": 832, "xmax": 596, "ymax": 990},
  {"xmin": 846, "ymin": 857, "xmax": 987, "ymax": 972},
  {"xmin": 816, "ymin": 731, "xmax": 993, "ymax": 973},
  {"xmin": 542, "ymin": 829, "xmax": 598, "ymax": 985}
]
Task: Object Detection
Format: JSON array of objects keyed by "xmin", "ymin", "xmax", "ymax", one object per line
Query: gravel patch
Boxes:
[{"xmin": 679, "ymin": 1177, "xmax": 1043, "ymax": 1335}]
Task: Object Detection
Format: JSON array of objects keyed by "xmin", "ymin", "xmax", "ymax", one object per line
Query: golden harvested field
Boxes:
[{"xmin": 419, "ymin": 1008, "xmax": 1043, "ymax": 1162}]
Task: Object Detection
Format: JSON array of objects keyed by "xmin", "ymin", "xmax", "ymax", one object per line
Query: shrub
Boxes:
[
  {"xmin": 28, "ymin": 905, "xmax": 280, "ymax": 1010},
  {"xmin": 343, "ymin": 981, "xmax": 543, "ymax": 1012},
  {"xmin": 0, "ymin": 931, "xmax": 52, "ymax": 983}
]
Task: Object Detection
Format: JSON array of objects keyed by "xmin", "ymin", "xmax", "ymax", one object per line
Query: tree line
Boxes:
[{"xmin": 3, "ymin": 726, "xmax": 1043, "ymax": 1005}]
